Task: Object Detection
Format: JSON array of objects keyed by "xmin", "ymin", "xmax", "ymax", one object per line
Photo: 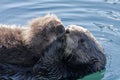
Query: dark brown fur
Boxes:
[
  {"xmin": 33, "ymin": 25, "xmax": 106, "ymax": 80},
  {"xmin": 0, "ymin": 14, "xmax": 65, "ymax": 66}
]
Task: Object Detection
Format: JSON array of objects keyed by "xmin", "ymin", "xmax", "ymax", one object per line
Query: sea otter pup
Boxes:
[
  {"xmin": 33, "ymin": 25, "xmax": 106, "ymax": 80},
  {"xmin": 0, "ymin": 14, "xmax": 65, "ymax": 66}
]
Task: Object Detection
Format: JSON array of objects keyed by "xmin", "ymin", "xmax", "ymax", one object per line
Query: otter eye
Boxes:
[{"xmin": 78, "ymin": 39, "xmax": 85, "ymax": 44}]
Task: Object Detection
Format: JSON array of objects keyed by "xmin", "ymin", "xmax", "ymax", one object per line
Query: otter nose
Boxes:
[
  {"xmin": 56, "ymin": 25, "xmax": 65, "ymax": 33},
  {"xmin": 65, "ymin": 29, "xmax": 70, "ymax": 34}
]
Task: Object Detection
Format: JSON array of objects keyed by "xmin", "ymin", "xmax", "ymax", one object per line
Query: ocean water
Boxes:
[{"xmin": 0, "ymin": 0, "xmax": 120, "ymax": 80}]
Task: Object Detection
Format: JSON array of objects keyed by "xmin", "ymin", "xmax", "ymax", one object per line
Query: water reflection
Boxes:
[{"xmin": 80, "ymin": 71, "xmax": 105, "ymax": 80}]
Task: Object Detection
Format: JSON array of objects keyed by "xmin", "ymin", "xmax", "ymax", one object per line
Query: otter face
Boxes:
[
  {"xmin": 42, "ymin": 15, "xmax": 65, "ymax": 45},
  {"xmin": 40, "ymin": 15, "xmax": 65, "ymax": 51},
  {"xmin": 24, "ymin": 14, "xmax": 65, "ymax": 53},
  {"xmin": 64, "ymin": 25, "xmax": 106, "ymax": 73},
  {"xmin": 33, "ymin": 25, "xmax": 106, "ymax": 80}
]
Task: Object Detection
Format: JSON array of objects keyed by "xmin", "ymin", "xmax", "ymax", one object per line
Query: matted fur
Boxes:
[
  {"xmin": 33, "ymin": 25, "xmax": 106, "ymax": 80},
  {"xmin": 0, "ymin": 25, "xmax": 106, "ymax": 80},
  {"xmin": 22, "ymin": 14, "xmax": 65, "ymax": 53},
  {"xmin": 0, "ymin": 14, "xmax": 65, "ymax": 66}
]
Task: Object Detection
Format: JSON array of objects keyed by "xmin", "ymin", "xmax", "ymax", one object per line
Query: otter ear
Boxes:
[{"xmin": 65, "ymin": 29, "xmax": 70, "ymax": 34}]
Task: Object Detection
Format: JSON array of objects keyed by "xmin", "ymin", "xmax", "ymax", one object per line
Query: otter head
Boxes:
[
  {"xmin": 64, "ymin": 25, "xmax": 106, "ymax": 73},
  {"xmin": 33, "ymin": 25, "xmax": 106, "ymax": 80},
  {"xmin": 23, "ymin": 14, "xmax": 65, "ymax": 53}
]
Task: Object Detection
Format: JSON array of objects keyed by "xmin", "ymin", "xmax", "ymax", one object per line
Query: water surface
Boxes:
[{"xmin": 0, "ymin": 0, "xmax": 120, "ymax": 80}]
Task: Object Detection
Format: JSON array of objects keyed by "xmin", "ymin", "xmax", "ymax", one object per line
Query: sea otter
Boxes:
[
  {"xmin": 33, "ymin": 25, "xmax": 106, "ymax": 80},
  {"xmin": 0, "ymin": 14, "xmax": 65, "ymax": 66}
]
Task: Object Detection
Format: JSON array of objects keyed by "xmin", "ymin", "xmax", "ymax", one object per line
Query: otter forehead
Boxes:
[
  {"xmin": 30, "ymin": 14, "xmax": 63, "ymax": 29},
  {"xmin": 43, "ymin": 14, "xmax": 64, "ymax": 28},
  {"xmin": 44, "ymin": 14, "xmax": 62, "ymax": 23},
  {"xmin": 66, "ymin": 25, "xmax": 88, "ymax": 33},
  {"xmin": 65, "ymin": 25, "xmax": 98, "ymax": 45}
]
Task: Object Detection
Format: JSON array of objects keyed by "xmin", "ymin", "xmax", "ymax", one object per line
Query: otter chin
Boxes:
[{"xmin": 33, "ymin": 25, "xmax": 106, "ymax": 80}]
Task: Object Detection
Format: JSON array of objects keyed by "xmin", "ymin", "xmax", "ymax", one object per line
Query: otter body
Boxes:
[
  {"xmin": 0, "ymin": 26, "xmax": 33, "ymax": 66},
  {"xmin": 0, "ymin": 23, "xmax": 106, "ymax": 80},
  {"xmin": 0, "ymin": 14, "xmax": 65, "ymax": 66},
  {"xmin": 33, "ymin": 25, "xmax": 106, "ymax": 80}
]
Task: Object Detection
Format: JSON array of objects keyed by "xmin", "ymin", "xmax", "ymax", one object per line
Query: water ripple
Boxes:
[
  {"xmin": 0, "ymin": 0, "xmax": 120, "ymax": 80},
  {"xmin": 98, "ymin": 11, "xmax": 120, "ymax": 20},
  {"xmin": 104, "ymin": 0, "xmax": 120, "ymax": 4},
  {"xmin": 93, "ymin": 23, "xmax": 120, "ymax": 35}
]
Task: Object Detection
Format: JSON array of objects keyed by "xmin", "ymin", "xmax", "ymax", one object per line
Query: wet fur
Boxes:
[
  {"xmin": 0, "ymin": 14, "xmax": 65, "ymax": 66},
  {"xmin": 0, "ymin": 25, "xmax": 106, "ymax": 80},
  {"xmin": 33, "ymin": 25, "xmax": 106, "ymax": 80}
]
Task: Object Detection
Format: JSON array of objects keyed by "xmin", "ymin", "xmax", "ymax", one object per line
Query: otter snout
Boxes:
[{"xmin": 55, "ymin": 24, "xmax": 65, "ymax": 38}]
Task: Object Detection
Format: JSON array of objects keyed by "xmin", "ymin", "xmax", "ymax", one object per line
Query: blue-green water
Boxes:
[{"xmin": 0, "ymin": 0, "xmax": 120, "ymax": 80}]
